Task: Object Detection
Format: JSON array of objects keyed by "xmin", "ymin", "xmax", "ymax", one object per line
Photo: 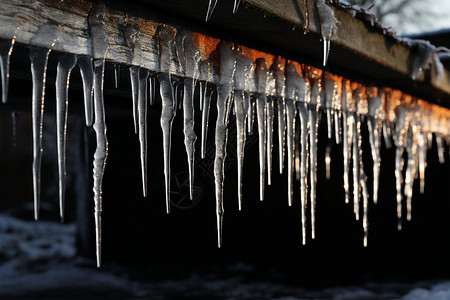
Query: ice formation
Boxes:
[{"xmin": 4, "ymin": 1, "xmax": 450, "ymax": 268}]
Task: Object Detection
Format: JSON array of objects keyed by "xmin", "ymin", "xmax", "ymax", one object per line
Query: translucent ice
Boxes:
[
  {"xmin": 30, "ymin": 48, "xmax": 53, "ymax": 221},
  {"xmin": 316, "ymin": 0, "xmax": 338, "ymax": 66},
  {"xmin": 138, "ymin": 69, "xmax": 150, "ymax": 197},
  {"xmin": 77, "ymin": 56, "xmax": 94, "ymax": 127},
  {"xmin": 129, "ymin": 66, "xmax": 140, "ymax": 134},
  {"xmin": 0, "ymin": 36, "xmax": 16, "ymax": 104},
  {"xmin": 205, "ymin": 0, "xmax": 219, "ymax": 21},
  {"xmin": 271, "ymin": 57, "xmax": 286, "ymax": 175},
  {"xmin": 55, "ymin": 53, "xmax": 77, "ymax": 221},
  {"xmin": 255, "ymin": 58, "xmax": 268, "ymax": 201}
]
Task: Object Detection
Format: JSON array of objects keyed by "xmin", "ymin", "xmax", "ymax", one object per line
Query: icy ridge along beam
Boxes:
[{"xmin": 243, "ymin": 0, "xmax": 450, "ymax": 97}]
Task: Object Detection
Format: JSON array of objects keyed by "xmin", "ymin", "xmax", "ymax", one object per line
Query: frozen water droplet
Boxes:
[
  {"xmin": 30, "ymin": 47, "xmax": 53, "ymax": 221},
  {"xmin": 56, "ymin": 53, "xmax": 77, "ymax": 222},
  {"xmin": 77, "ymin": 56, "xmax": 94, "ymax": 127}
]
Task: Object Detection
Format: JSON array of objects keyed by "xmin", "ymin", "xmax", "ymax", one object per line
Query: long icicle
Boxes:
[
  {"xmin": 342, "ymin": 80, "xmax": 351, "ymax": 204},
  {"xmin": 267, "ymin": 98, "xmax": 274, "ymax": 185},
  {"xmin": 298, "ymin": 102, "xmax": 309, "ymax": 245},
  {"xmin": 129, "ymin": 66, "xmax": 140, "ymax": 134},
  {"xmin": 176, "ymin": 30, "xmax": 201, "ymax": 201},
  {"xmin": 271, "ymin": 57, "xmax": 286, "ymax": 174},
  {"xmin": 367, "ymin": 91, "xmax": 382, "ymax": 204},
  {"xmin": 308, "ymin": 76, "xmax": 321, "ymax": 239},
  {"xmin": 138, "ymin": 69, "xmax": 150, "ymax": 197},
  {"xmin": 30, "ymin": 47, "xmax": 53, "ymax": 221},
  {"xmin": 77, "ymin": 55, "xmax": 94, "ymax": 127},
  {"xmin": 214, "ymin": 43, "xmax": 236, "ymax": 247},
  {"xmin": 286, "ymin": 98, "xmax": 296, "ymax": 211},
  {"xmin": 55, "ymin": 53, "xmax": 77, "ymax": 222},
  {"xmin": 158, "ymin": 27, "xmax": 176, "ymax": 214},
  {"xmin": 256, "ymin": 58, "xmax": 268, "ymax": 201},
  {"xmin": 394, "ymin": 106, "xmax": 407, "ymax": 231},
  {"xmin": 92, "ymin": 58, "xmax": 108, "ymax": 268}
]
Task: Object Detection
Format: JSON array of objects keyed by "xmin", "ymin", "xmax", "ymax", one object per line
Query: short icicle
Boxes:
[
  {"xmin": 114, "ymin": 63, "xmax": 120, "ymax": 88},
  {"xmin": 55, "ymin": 53, "xmax": 77, "ymax": 222},
  {"xmin": 214, "ymin": 42, "xmax": 236, "ymax": 247},
  {"xmin": 77, "ymin": 56, "xmax": 94, "ymax": 127},
  {"xmin": 158, "ymin": 27, "xmax": 177, "ymax": 214},
  {"xmin": 175, "ymin": 30, "xmax": 201, "ymax": 201},
  {"xmin": 30, "ymin": 47, "xmax": 53, "ymax": 221},
  {"xmin": 255, "ymin": 58, "xmax": 268, "ymax": 201},
  {"xmin": 138, "ymin": 69, "xmax": 150, "ymax": 197},
  {"xmin": 0, "ymin": 36, "xmax": 16, "ymax": 104},
  {"xmin": 316, "ymin": 0, "xmax": 338, "ymax": 66}
]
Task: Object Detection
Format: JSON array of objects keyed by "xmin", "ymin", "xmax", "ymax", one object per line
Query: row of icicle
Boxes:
[{"xmin": 0, "ymin": 16, "xmax": 450, "ymax": 269}]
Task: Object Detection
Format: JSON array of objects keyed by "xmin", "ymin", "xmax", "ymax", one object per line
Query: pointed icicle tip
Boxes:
[
  {"xmin": 206, "ymin": 0, "xmax": 219, "ymax": 22},
  {"xmin": 233, "ymin": 0, "xmax": 241, "ymax": 14},
  {"xmin": 316, "ymin": 0, "xmax": 338, "ymax": 66}
]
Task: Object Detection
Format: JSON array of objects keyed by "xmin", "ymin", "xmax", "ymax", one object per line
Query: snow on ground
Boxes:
[{"xmin": 1, "ymin": 212, "xmax": 450, "ymax": 299}]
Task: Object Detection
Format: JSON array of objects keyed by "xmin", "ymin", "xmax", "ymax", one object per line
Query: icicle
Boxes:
[
  {"xmin": 352, "ymin": 112, "xmax": 360, "ymax": 221},
  {"xmin": 283, "ymin": 62, "xmax": 306, "ymax": 206},
  {"xmin": 309, "ymin": 77, "xmax": 320, "ymax": 239},
  {"xmin": 11, "ymin": 111, "xmax": 19, "ymax": 147},
  {"xmin": 233, "ymin": 0, "xmax": 241, "ymax": 13},
  {"xmin": 92, "ymin": 58, "xmax": 108, "ymax": 268},
  {"xmin": 394, "ymin": 106, "xmax": 407, "ymax": 231},
  {"xmin": 285, "ymin": 98, "xmax": 296, "ymax": 209},
  {"xmin": 341, "ymin": 80, "xmax": 351, "ymax": 204},
  {"xmin": 30, "ymin": 47, "xmax": 53, "ymax": 221},
  {"xmin": 199, "ymin": 81, "xmax": 204, "ymax": 111},
  {"xmin": 404, "ymin": 129, "xmax": 416, "ymax": 222},
  {"xmin": 138, "ymin": 69, "xmax": 150, "ymax": 197},
  {"xmin": 256, "ymin": 58, "xmax": 268, "ymax": 201},
  {"xmin": 176, "ymin": 30, "xmax": 201, "ymax": 201},
  {"xmin": 382, "ymin": 120, "xmax": 392, "ymax": 149},
  {"xmin": 205, "ymin": 0, "xmax": 219, "ymax": 21},
  {"xmin": 0, "ymin": 35, "xmax": 16, "ymax": 104},
  {"xmin": 233, "ymin": 52, "xmax": 252, "ymax": 210},
  {"xmin": 298, "ymin": 102, "xmax": 309, "ymax": 245},
  {"xmin": 266, "ymin": 98, "xmax": 274, "ymax": 185},
  {"xmin": 325, "ymin": 142, "xmax": 331, "ymax": 180},
  {"xmin": 129, "ymin": 66, "xmax": 140, "ymax": 134},
  {"xmin": 271, "ymin": 58, "xmax": 286, "ymax": 174},
  {"xmin": 55, "ymin": 53, "xmax": 77, "ymax": 222},
  {"xmin": 304, "ymin": 0, "xmax": 310, "ymax": 34},
  {"xmin": 77, "ymin": 56, "xmax": 94, "ymax": 127},
  {"xmin": 201, "ymin": 86, "xmax": 214, "ymax": 159},
  {"xmin": 316, "ymin": 0, "xmax": 338, "ymax": 66},
  {"xmin": 158, "ymin": 27, "xmax": 177, "ymax": 214},
  {"xmin": 367, "ymin": 91, "xmax": 382, "ymax": 204},
  {"xmin": 214, "ymin": 42, "xmax": 236, "ymax": 247},
  {"xmin": 436, "ymin": 134, "xmax": 445, "ymax": 164}
]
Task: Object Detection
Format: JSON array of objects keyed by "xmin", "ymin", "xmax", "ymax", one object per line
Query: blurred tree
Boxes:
[{"xmin": 346, "ymin": 0, "xmax": 440, "ymax": 34}]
